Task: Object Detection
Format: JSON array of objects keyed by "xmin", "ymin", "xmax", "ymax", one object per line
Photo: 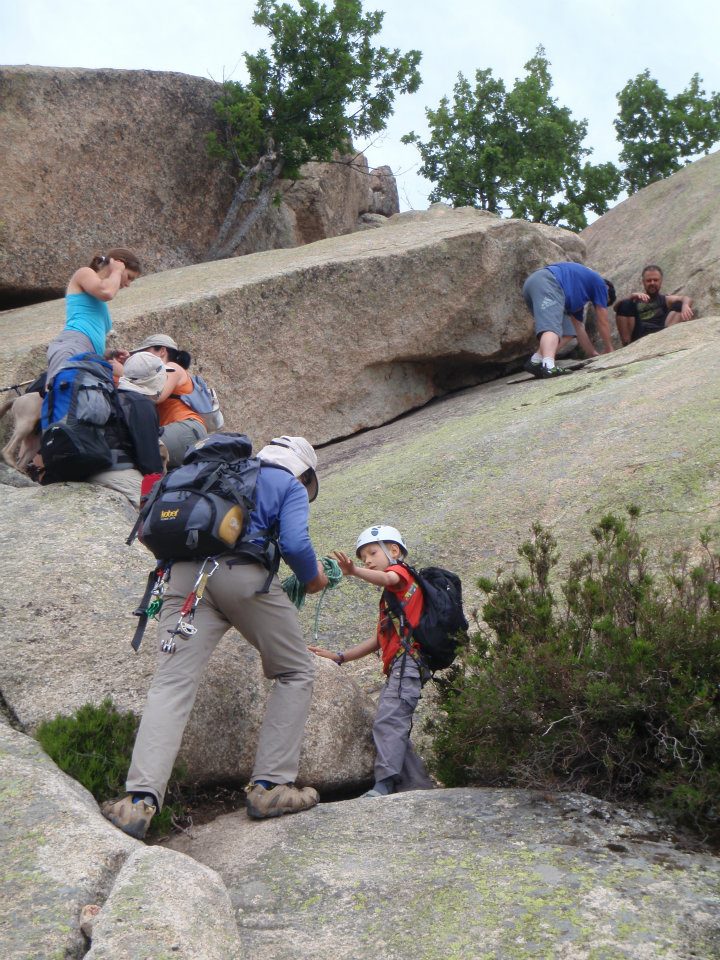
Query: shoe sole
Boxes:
[
  {"xmin": 103, "ymin": 812, "xmax": 151, "ymax": 839},
  {"xmin": 246, "ymin": 802, "xmax": 316, "ymax": 819},
  {"xmin": 246, "ymin": 789, "xmax": 319, "ymax": 820}
]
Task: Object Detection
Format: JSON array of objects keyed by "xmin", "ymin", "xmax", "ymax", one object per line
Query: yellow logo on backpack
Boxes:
[{"xmin": 217, "ymin": 505, "xmax": 244, "ymax": 547}]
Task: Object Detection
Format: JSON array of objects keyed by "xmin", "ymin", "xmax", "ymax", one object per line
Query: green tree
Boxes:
[
  {"xmin": 403, "ymin": 47, "xmax": 620, "ymax": 231},
  {"xmin": 401, "ymin": 69, "xmax": 508, "ymax": 214},
  {"xmin": 614, "ymin": 70, "xmax": 720, "ymax": 193},
  {"xmin": 206, "ymin": 0, "xmax": 422, "ymax": 259}
]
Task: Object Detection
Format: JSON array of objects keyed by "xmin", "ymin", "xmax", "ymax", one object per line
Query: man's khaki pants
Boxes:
[{"xmin": 126, "ymin": 559, "xmax": 316, "ymax": 808}]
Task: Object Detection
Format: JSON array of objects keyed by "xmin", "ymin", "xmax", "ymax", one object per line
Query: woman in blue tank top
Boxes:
[{"xmin": 47, "ymin": 247, "xmax": 141, "ymax": 384}]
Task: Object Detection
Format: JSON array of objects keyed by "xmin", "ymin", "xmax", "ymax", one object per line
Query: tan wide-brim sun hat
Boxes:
[
  {"xmin": 118, "ymin": 351, "xmax": 167, "ymax": 398},
  {"xmin": 257, "ymin": 436, "xmax": 319, "ymax": 502},
  {"xmin": 130, "ymin": 333, "xmax": 179, "ymax": 354}
]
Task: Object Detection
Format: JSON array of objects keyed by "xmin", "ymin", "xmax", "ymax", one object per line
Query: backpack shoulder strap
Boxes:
[
  {"xmin": 381, "ymin": 562, "xmax": 417, "ymax": 633},
  {"xmin": 382, "ymin": 561, "xmax": 420, "ymax": 610}
]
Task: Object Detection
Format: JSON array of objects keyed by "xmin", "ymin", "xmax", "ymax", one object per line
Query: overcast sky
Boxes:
[{"xmin": 3, "ymin": 0, "xmax": 720, "ymax": 212}]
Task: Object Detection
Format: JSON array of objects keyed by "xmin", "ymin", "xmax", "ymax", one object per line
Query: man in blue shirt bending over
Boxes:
[
  {"xmin": 102, "ymin": 435, "xmax": 329, "ymax": 837},
  {"xmin": 522, "ymin": 262, "xmax": 616, "ymax": 378}
]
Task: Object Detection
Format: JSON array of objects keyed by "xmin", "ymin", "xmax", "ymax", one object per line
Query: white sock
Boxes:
[
  {"xmin": 531, "ymin": 352, "xmax": 542, "ymax": 363},
  {"xmin": 542, "ymin": 357, "xmax": 555, "ymax": 370}
]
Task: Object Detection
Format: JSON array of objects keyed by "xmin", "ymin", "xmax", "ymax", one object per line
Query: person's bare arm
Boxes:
[
  {"xmin": 570, "ymin": 317, "xmax": 599, "ymax": 358},
  {"xmin": 666, "ymin": 294, "xmax": 694, "ymax": 321},
  {"xmin": 593, "ymin": 305, "xmax": 614, "ymax": 352},
  {"xmin": 68, "ymin": 262, "xmax": 124, "ymax": 301},
  {"xmin": 309, "ymin": 635, "xmax": 380, "ymax": 664},
  {"xmin": 155, "ymin": 364, "xmax": 189, "ymax": 403}
]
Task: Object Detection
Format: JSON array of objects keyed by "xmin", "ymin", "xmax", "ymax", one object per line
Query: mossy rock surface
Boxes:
[{"xmin": 165, "ymin": 788, "xmax": 720, "ymax": 960}]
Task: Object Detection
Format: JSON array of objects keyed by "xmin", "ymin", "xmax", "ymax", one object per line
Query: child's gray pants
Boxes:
[{"xmin": 373, "ymin": 654, "xmax": 433, "ymax": 791}]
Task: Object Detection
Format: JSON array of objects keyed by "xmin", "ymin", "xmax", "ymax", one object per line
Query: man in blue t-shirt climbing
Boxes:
[{"xmin": 522, "ymin": 262, "xmax": 616, "ymax": 378}]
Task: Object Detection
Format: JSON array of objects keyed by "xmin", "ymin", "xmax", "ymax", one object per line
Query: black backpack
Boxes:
[
  {"xmin": 40, "ymin": 353, "xmax": 119, "ymax": 481},
  {"xmin": 383, "ymin": 562, "xmax": 469, "ymax": 673},
  {"xmin": 127, "ymin": 433, "xmax": 274, "ymax": 565}
]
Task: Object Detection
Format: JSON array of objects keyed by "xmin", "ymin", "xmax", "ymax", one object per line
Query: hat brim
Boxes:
[
  {"xmin": 130, "ymin": 337, "xmax": 179, "ymax": 354},
  {"xmin": 118, "ymin": 377, "xmax": 160, "ymax": 397},
  {"xmin": 305, "ymin": 470, "xmax": 319, "ymax": 503}
]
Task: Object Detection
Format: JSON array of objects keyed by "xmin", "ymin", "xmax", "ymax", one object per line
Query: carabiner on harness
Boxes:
[{"xmin": 162, "ymin": 557, "xmax": 219, "ymax": 654}]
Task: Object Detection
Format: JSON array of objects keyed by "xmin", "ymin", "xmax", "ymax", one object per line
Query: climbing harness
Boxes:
[
  {"xmin": 282, "ymin": 555, "xmax": 343, "ymax": 643},
  {"xmin": 131, "ymin": 553, "xmax": 341, "ymax": 655},
  {"xmin": 162, "ymin": 557, "xmax": 219, "ymax": 654}
]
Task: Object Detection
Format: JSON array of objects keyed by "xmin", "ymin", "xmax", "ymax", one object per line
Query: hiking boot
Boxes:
[
  {"xmin": 245, "ymin": 783, "xmax": 319, "ymax": 820},
  {"xmin": 539, "ymin": 364, "xmax": 571, "ymax": 378},
  {"xmin": 523, "ymin": 357, "xmax": 543, "ymax": 378},
  {"xmin": 101, "ymin": 794, "xmax": 156, "ymax": 839}
]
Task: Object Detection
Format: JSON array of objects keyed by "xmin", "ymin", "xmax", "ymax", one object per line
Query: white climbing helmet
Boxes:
[{"xmin": 355, "ymin": 524, "xmax": 408, "ymax": 558}]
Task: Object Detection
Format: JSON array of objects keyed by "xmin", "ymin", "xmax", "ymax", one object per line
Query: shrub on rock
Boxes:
[{"xmin": 432, "ymin": 511, "xmax": 720, "ymax": 841}]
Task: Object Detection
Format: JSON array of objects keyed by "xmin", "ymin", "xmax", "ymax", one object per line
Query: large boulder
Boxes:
[
  {"xmin": 0, "ymin": 66, "xmax": 231, "ymax": 302},
  {"xmin": 0, "ymin": 481, "xmax": 375, "ymax": 792},
  {"xmin": 0, "ymin": 720, "xmax": 242, "ymax": 960},
  {"xmin": 164, "ymin": 788, "xmax": 720, "ymax": 959},
  {"xmin": 0, "ymin": 206, "xmax": 585, "ymax": 446},
  {"xmin": 281, "ymin": 154, "xmax": 381, "ymax": 244},
  {"xmin": 0, "ymin": 66, "xmax": 398, "ymax": 306},
  {"xmin": 84, "ymin": 846, "xmax": 241, "ymax": 960},
  {"xmin": 581, "ymin": 150, "xmax": 720, "ymax": 317}
]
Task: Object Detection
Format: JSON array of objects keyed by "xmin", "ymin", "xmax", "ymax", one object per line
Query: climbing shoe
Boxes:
[
  {"xmin": 245, "ymin": 782, "xmax": 320, "ymax": 819},
  {"xmin": 539, "ymin": 364, "xmax": 571, "ymax": 378},
  {"xmin": 522, "ymin": 357, "xmax": 543, "ymax": 378},
  {"xmin": 101, "ymin": 794, "xmax": 156, "ymax": 839}
]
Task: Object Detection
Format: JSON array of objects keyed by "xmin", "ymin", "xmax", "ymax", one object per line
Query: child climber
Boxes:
[{"xmin": 310, "ymin": 524, "xmax": 434, "ymax": 798}]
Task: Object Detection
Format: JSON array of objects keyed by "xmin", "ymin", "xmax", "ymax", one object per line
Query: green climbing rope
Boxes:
[
  {"xmin": 282, "ymin": 555, "xmax": 343, "ymax": 609},
  {"xmin": 282, "ymin": 555, "xmax": 343, "ymax": 642}
]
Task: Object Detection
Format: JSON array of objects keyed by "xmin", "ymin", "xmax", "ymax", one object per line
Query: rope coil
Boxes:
[{"xmin": 282, "ymin": 555, "xmax": 343, "ymax": 643}]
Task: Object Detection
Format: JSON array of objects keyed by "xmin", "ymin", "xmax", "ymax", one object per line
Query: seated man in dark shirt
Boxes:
[{"xmin": 614, "ymin": 265, "xmax": 694, "ymax": 346}]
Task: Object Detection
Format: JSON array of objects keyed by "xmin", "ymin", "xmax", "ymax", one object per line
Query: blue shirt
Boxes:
[
  {"xmin": 247, "ymin": 464, "xmax": 318, "ymax": 584},
  {"xmin": 547, "ymin": 263, "xmax": 608, "ymax": 321},
  {"xmin": 65, "ymin": 292, "xmax": 112, "ymax": 355}
]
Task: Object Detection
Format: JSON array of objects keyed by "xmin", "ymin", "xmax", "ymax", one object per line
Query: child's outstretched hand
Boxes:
[
  {"xmin": 332, "ymin": 550, "xmax": 356, "ymax": 577},
  {"xmin": 308, "ymin": 646, "xmax": 342, "ymax": 664}
]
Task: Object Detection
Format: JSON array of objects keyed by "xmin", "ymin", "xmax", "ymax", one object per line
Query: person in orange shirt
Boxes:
[
  {"xmin": 128, "ymin": 334, "xmax": 207, "ymax": 467},
  {"xmin": 310, "ymin": 524, "xmax": 434, "ymax": 798}
]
